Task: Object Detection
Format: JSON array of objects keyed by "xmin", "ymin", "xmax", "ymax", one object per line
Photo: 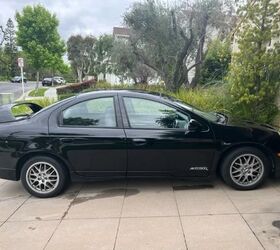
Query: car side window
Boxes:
[
  {"xmin": 62, "ymin": 97, "xmax": 116, "ymax": 127},
  {"xmin": 123, "ymin": 97, "xmax": 190, "ymax": 129}
]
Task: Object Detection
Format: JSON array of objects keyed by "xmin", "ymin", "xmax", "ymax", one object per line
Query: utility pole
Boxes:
[{"xmin": 17, "ymin": 57, "xmax": 25, "ymax": 97}]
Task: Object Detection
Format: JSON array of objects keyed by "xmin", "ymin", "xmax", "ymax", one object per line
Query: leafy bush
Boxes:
[
  {"xmin": 172, "ymin": 85, "xmax": 230, "ymax": 114},
  {"xmin": 57, "ymin": 79, "xmax": 96, "ymax": 95},
  {"xmin": 58, "ymin": 93, "xmax": 75, "ymax": 101},
  {"xmin": 83, "ymin": 81, "xmax": 166, "ymax": 92},
  {"xmin": 0, "ymin": 76, "xmax": 8, "ymax": 81},
  {"xmin": 30, "ymin": 97, "xmax": 55, "ymax": 107},
  {"xmin": 29, "ymin": 88, "xmax": 48, "ymax": 97},
  {"xmin": 228, "ymin": 0, "xmax": 280, "ymax": 124},
  {"xmin": 201, "ymin": 39, "xmax": 231, "ymax": 85}
]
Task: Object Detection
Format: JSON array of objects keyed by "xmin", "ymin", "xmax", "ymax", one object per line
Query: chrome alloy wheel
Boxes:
[
  {"xmin": 26, "ymin": 162, "xmax": 60, "ymax": 194},
  {"xmin": 230, "ymin": 154, "xmax": 264, "ymax": 187}
]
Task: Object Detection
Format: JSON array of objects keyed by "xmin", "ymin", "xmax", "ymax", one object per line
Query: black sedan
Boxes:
[{"xmin": 0, "ymin": 90, "xmax": 280, "ymax": 198}]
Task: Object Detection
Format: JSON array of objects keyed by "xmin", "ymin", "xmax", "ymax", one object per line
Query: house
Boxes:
[
  {"xmin": 113, "ymin": 27, "xmax": 130, "ymax": 40},
  {"xmin": 98, "ymin": 27, "xmax": 134, "ymax": 85}
]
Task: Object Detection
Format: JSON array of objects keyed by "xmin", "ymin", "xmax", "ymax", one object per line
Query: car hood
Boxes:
[
  {"xmin": 225, "ymin": 118, "xmax": 278, "ymax": 133},
  {"xmin": 212, "ymin": 117, "xmax": 278, "ymax": 144}
]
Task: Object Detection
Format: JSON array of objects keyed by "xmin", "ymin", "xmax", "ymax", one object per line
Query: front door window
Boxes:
[{"xmin": 123, "ymin": 97, "xmax": 190, "ymax": 129}]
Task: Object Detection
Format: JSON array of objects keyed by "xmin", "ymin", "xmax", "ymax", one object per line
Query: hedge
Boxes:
[{"xmin": 56, "ymin": 79, "xmax": 96, "ymax": 95}]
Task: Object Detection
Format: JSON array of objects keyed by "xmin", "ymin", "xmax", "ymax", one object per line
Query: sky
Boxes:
[{"xmin": 0, "ymin": 0, "xmax": 139, "ymax": 40}]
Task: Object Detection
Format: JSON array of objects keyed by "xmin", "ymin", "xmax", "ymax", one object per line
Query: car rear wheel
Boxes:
[
  {"xmin": 220, "ymin": 147, "xmax": 269, "ymax": 190},
  {"xmin": 20, "ymin": 156, "xmax": 67, "ymax": 198}
]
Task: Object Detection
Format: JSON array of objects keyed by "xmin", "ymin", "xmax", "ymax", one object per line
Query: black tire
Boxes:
[
  {"xmin": 20, "ymin": 156, "xmax": 68, "ymax": 198},
  {"xmin": 220, "ymin": 147, "xmax": 269, "ymax": 190}
]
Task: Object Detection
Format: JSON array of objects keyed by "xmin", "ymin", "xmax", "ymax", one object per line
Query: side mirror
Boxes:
[{"xmin": 186, "ymin": 119, "xmax": 203, "ymax": 133}]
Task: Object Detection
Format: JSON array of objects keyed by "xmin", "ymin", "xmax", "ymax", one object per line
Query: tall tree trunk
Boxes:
[
  {"xmin": 51, "ymin": 69, "xmax": 54, "ymax": 87},
  {"xmin": 36, "ymin": 71, "xmax": 40, "ymax": 89},
  {"xmin": 164, "ymin": 77, "xmax": 176, "ymax": 91},
  {"xmin": 77, "ymin": 69, "xmax": 83, "ymax": 83},
  {"xmin": 190, "ymin": 16, "xmax": 208, "ymax": 88}
]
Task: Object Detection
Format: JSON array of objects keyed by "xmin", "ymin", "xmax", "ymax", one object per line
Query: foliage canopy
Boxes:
[{"xmin": 228, "ymin": 0, "xmax": 280, "ymax": 123}]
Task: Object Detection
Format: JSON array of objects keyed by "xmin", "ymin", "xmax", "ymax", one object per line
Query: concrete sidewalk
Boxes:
[
  {"xmin": 44, "ymin": 87, "xmax": 58, "ymax": 101},
  {"xmin": 0, "ymin": 179, "xmax": 280, "ymax": 250}
]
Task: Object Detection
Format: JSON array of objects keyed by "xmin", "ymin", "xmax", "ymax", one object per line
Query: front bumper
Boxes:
[{"xmin": 0, "ymin": 168, "xmax": 17, "ymax": 181}]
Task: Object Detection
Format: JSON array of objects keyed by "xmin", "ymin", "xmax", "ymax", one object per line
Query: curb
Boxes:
[{"xmin": 16, "ymin": 89, "xmax": 33, "ymax": 102}]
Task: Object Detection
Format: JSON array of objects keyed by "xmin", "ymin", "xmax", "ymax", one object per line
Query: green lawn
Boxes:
[{"xmin": 29, "ymin": 88, "xmax": 48, "ymax": 97}]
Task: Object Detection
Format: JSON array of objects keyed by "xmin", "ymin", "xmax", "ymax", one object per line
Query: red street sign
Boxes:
[{"xmin": 18, "ymin": 58, "xmax": 24, "ymax": 68}]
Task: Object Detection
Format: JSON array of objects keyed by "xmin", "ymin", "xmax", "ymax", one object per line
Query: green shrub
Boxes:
[
  {"xmin": 57, "ymin": 79, "xmax": 96, "ymax": 95},
  {"xmin": 83, "ymin": 81, "xmax": 166, "ymax": 92},
  {"xmin": 201, "ymin": 39, "xmax": 231, "ymax": 85},
  {"xmin": 58, "ymin": 93, "xmax": 75, "ymax": 101},
  {"xmin": 172, "ymin": 85, "xmax": 230, "ymax": 114},
  {"xmin": 0, "ymin": 76, "xmax": 8, "ymax": 81},
  {"xmin": 30, "ymin": 98, "xmax": 55, "ymax": 107},
  {"xmin": 29, "ymin": 88, "xmax": 48, "ymax": 97},
  {"xmin": 227, "ymin": 0, "xmax": 280, "ymax": 125}
]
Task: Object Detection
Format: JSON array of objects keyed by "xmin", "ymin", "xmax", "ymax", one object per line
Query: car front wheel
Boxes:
[
  {"xmin": 20, "ymin": 156, "xmax": 67, "ymax": 198},
  {"xmin": 220, "ymin": 147, "xmax": 269, "ymax": 190}
]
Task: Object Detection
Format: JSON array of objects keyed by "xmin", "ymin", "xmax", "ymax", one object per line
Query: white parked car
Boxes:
[{"xmin": 53, "ymin": 76, "xmax": 66, "ymax": 85}]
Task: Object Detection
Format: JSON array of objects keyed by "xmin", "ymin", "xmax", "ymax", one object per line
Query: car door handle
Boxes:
[{"xmin": 132, "ymin": 138, "xmax": 147, "ymax": 146}]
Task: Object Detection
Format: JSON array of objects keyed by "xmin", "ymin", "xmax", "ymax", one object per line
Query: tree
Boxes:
[
  {"xmin": 124, "ymin": 0, "xmax": 232, "ymax": 91},
  {"xmin": 0, "ymin": 24, "xmax": 7, "ymax": 77},
  {"xmin": 200, "ymin": 39, "xmax": 231, "ymax": 85},
  {"xmin": 187, "ymin": 0, "xmax": 232, "ymax": 87},
  {"xmin": 111, "ymin": 39, "xmax": 155, "ymax": 84},
  {"xmin": 16, "ymin": 5, "xmax": 66, "ymax": 87},
  {"xmin": 67, "ymin": 35, "xmax": 96, "ymax": 82},
  {"xmin": 0, "ymin": 25, "xmax": 5, "ymax": 46},
  {"xmin": 228, "ymin": 0, "xmax": 280, "ymax": 123},
  {"xmin": 94, "ymin": 34, "xmax": 114, "ymax": 80},
  {"xmin": 4, "ymin": 18, "xmax": 18, "ymax": 77}
]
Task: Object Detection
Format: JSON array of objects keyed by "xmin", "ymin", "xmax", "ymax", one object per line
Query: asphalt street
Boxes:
[{"xmin": 0, "ymin": 81, "xmax": 40, "ymax": 102}]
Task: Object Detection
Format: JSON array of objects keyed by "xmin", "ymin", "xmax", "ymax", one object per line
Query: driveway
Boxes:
[
  {"xmin": 0, "ymin": 178, "xmax": 280, "ymax": 250},
  {"xmin": 0, "ymin": 81, "xmax": 39, "ymax": 101}
]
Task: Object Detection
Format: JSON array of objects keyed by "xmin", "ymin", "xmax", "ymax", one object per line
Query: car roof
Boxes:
[{"xmin": 79, "ymin": 89, "xmax": 175, "ymax": 102}]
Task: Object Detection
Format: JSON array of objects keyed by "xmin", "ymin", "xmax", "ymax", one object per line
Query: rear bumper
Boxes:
[{"xmin": 0, "ymin": 168, "xmax": 18, "ymax": 181}]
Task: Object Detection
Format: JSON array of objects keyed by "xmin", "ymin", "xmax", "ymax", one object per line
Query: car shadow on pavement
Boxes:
[{"xmin": 71, "ymin": 188, "xmax": 140, "ymax": 206}]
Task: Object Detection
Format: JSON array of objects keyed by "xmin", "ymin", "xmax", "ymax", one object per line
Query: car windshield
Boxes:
[{"xmin": 175, "ymin": 101, "xmax": 226, "ymax": 123}]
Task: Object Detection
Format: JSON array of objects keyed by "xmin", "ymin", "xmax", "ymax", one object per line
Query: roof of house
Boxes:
[{"xmin": 113, "ymin": 27, "xmax": 131, "ymax": 37}]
